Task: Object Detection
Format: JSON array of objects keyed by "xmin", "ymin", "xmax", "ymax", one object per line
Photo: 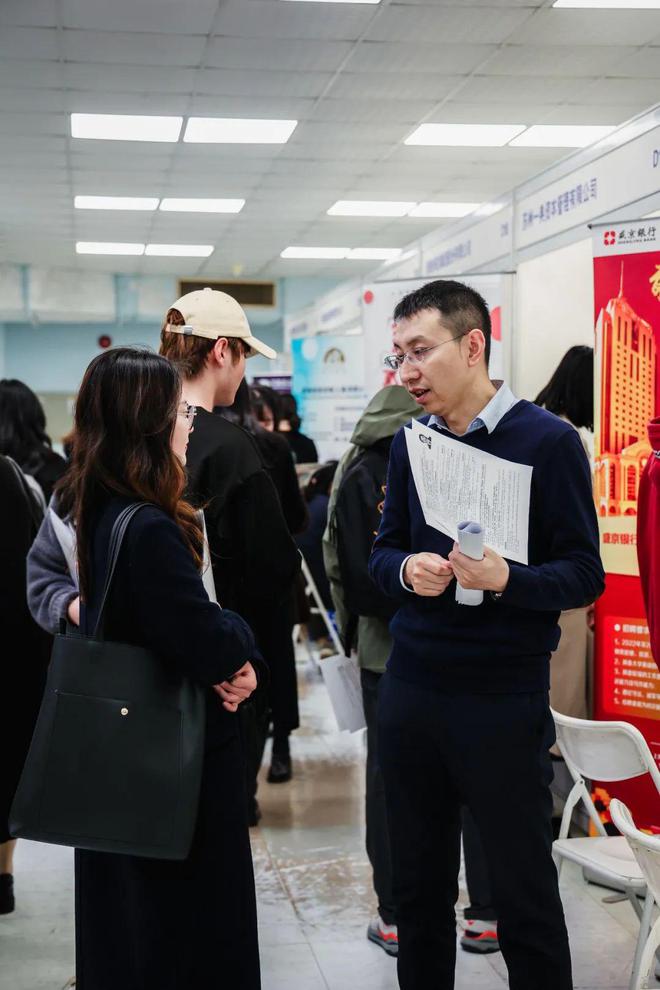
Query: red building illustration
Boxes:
[{"xmin": 594, "ymin": 266, "xmax": 656, "ymax": 516}]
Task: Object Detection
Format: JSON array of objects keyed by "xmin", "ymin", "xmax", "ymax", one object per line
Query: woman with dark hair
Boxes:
[
  {"xmin": 534, "ymin": 344, "xmax": 594, "ymax": 435},
  {"xmin": 0, "ymin": 380, "xmax": 67, "ymax": 502},
  {"xmin": 278, "ymin": 392, "xmax": 319, "ymax": 464},
  {"xmin": 250, "ymin": 384, "xmax": 280, "ymax": 433},
  {"xmin": 36, "ymin": 348, "xmax": 261, "ymax": 990}
]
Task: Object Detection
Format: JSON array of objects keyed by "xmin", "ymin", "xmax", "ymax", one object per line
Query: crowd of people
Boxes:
[{"xmin": 0, "ymin": 280, "xmax": 605, "ymax": 990}]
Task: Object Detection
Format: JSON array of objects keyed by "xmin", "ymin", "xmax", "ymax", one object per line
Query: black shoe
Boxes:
[
  {"xmin": 267, "ymin": 754, "xmax": 292, "ymax": 783},
  {"xmin": 0, "ymin": 874, "xmax": 15, "ymax": 915},
  {"xmin": 247, "ymin": 800, "xmax": 262, "ymax": 828}
]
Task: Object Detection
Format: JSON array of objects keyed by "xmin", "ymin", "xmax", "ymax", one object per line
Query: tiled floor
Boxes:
[{"xmin": 2, "ymin": 659, "xmax": 658, "ymax": 990}]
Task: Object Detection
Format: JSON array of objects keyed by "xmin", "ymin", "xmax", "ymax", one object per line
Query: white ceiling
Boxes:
[{"xmin": 1, "ymin": 0, "xmax": 659, "ymax": 279}]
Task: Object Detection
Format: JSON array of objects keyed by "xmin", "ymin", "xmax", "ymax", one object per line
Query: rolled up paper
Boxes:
[{"xmin": 455, "ymin": 520, "xmax": 484, "ymax": 607}]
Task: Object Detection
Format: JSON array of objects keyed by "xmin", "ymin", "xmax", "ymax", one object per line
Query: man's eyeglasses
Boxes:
[
  {"xmin": 383, "ymin": 333, "xmax": 467, "ymax": 371},
  {"xmin": 179, "ymin": 401, "xmax": 197, "ymax": 427}
]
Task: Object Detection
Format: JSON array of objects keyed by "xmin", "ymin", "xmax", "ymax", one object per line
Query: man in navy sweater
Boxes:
[{"xmin": 369, "ymin": 280, "xmax": 604, "ymax": 990}]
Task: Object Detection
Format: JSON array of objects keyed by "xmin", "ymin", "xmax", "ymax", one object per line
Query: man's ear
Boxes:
[
  {"xmin": 466, "ymin": 329, "xmax": 487, "ymax": 368},
  {"xmin": 211, "ymin": 337, "xmax": 229, "ymax": 366}
]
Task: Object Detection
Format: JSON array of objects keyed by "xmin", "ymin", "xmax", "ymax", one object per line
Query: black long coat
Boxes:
[
  {"xmin": 75, "ymin": 495, "xmax": 261, "ymax": 990},
  {"xmin": 0, "ymin": 455, "xmax": 50, "ymax": 842}
]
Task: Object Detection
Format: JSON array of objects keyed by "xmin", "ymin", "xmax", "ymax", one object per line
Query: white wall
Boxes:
[{"xmin": 513, "ymin": 237, "xmax": 594, "ymax": 400}]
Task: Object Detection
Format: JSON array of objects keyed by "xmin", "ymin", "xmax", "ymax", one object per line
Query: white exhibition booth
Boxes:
[{"xmin": 286, "ymin": 104, "xmax": 660, "ymax": 462}]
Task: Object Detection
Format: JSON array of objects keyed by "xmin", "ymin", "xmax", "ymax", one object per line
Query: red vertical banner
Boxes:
[{"xmin": 592, "ymin": 221, "xmax": 660, "ymax": 827}]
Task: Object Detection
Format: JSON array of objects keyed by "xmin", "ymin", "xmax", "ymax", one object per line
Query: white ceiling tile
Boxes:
[
  {"xmin": 294, "ymin": 120, "xmax": 409, "ymax": 144},
  {"xmin": 453, "ymin": 75, "xmax": 582, "ymax": 104},
  {"xmin": 368, "ymin": 6, "xmax": 534, "ymax": 45},
  {"xmin": 0, "ymin": 0, "xmax": 57, "ymax": 27},
  {"xmin": 343, "ymin": 41, "xmax": 497, "ymax": 75},
  {"xmin": 611, "ymin": 48, "xmax": 660, "ymax": 79},
  {"xmin": 0, "ymin": 61, "xmax": 62, "ymax": 88},
  {"xmin": 61, "ymin": 29, "xmax": 207, "ymax": 65},
  {"xmin": 313, "ymin": 97, "xmax": 437, "ymax": 124},
  {"xmin": 484, "ymin": 45, "xmax": 638, "ymax": 78},
  {"xmin": 214, "ymin": 1, "xmax": 377, "ymax": 41},
  {"xmin": 0, "ymin": 88, "xmax": 65, "ymax": 111},
  {"xmin": 0, "ymin": 112, "xmax": 66, "ymax": 136},
  {"xmin": 0, "ymin": 27, "xmax": 60, "ymax": 59},
  {"xmin": 61, "ymin": 0, "xmax": 219, "ymax": 34},
  {"xmin": 196, "ymin": 67, "xmax": 332, "ymax": 98},
  {"xmin": 326, "ymin": 72, "xmax": 463, "ymax": 101},
  {"xmin": 536, "ymin": 105, "xmax": 642, "ymax": 125},
  {"xmin": 508, "ymin": 9, "xmax": 660, "ymax": 47},
  {"xmin": 189, "ymin": 95, "xmax": 315, "ymax": 118},
  {"xmin": 428, "ymin": 102, "xmax": 560, "ymax": 124},
  {"xmin": 64, "ymin": 92, "xmax": 191, "ymax": 114},
  {"xmin": 575, "ymin": 77, "xmax": 660, "ymax": 105},
  {"xmin": 63, "ymin": 62, "xmax": 197, "ymax": 93},
  {"xmin": 205, "ymin": 37, "xmax": 352, "ymax": 73}
]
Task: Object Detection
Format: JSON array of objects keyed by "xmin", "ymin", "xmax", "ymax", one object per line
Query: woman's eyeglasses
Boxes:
[{"xmin": 179, "ymin": 401, "xmax": 197, "ymax": 428}]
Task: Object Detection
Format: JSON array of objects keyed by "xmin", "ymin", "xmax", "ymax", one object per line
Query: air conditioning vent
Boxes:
[{"xmin": 178, "ymin": 279, "xmax": 276, "ymax": 309}]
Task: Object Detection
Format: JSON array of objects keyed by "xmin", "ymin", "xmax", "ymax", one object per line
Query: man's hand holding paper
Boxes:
[{"xmin": 448, "ymin": 543, "xmax": 509, "ymax": 594}]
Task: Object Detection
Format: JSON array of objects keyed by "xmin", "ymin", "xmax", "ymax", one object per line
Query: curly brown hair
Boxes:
[{"xmin": 56, "ymin": 347, "xmax": 203, "ymax": 600}]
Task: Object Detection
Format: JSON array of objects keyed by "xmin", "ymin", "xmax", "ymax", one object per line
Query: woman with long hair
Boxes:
[
  {"xmin": 0, "ymin": 379, "xmax": 67, "ymax": 502},
  {"xmin": 49, "ymin": 348, "xmax": 261, "ymax": 990}
]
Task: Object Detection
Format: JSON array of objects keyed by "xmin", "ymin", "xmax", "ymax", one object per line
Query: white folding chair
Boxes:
[
  {"xmin": 552, "ymin": 709, "xmax": 660, "ymax": 990},
  {"xmin": 610, "ymin": 799, "xmax": 660, "ymax": 990}
]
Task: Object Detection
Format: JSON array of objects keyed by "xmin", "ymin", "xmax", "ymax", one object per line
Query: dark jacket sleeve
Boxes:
[
  {"xmin": 278, "ymin": 445, "xmax": 308, "ymax": 535},
  {"xmin": 368, "ymin": 428, "xmax": 414, "ymax": 603},
  {"xmin": 501, "ymin": 429, "xmax": 605, "ymax": 611},
  {"xmin": 128, "ymin": 512, "xmax": 258, "ymax": 685},
  {"xmin": 335, "ymin": 455, "xmax": 398, "ymax": 621},
  {"xmin": 226, "ymin": 469, "xmax": 301, "ymax": 603}
]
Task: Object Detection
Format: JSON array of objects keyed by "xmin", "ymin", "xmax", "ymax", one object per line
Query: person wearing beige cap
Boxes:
[{"xmin": 160, "ymin": 288, "xmax": 301, "ymax": 826}]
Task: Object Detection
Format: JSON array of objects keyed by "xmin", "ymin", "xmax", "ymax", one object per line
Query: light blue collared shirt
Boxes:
[
  {"xmin": 428, "ymin": 380, "xmax": 518, "ymax": 436},
  {"xmin": 399, "ymin": 380, "xmax": 519, "ymax": 589}
]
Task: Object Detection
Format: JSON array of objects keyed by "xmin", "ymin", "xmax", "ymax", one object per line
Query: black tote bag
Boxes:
[{"xmin": 10, "ymin": 503, "xmax": 206, "ymax": 860}]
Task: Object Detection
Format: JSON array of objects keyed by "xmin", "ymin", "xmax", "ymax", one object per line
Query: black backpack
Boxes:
[{"xmin": 333, "ymin": 440, "xmax": 398, "ymax": 640}]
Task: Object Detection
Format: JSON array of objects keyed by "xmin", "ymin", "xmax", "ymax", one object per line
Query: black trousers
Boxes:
[
  {"xmin": 378, "ymin": 673, "xmax": 572, "ymax": 990},
  {"xmin": 361, "ymin": 668, "xmax": 396, "ymax": 926}
]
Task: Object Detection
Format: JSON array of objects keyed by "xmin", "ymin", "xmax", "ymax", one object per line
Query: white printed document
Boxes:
[{"xmin": 404, "ymin": 420, "xmax": 532, "ymax": 564}]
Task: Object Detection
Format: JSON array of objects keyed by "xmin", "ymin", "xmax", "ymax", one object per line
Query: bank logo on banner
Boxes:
[
  {"xmin": 604, "ymin": 230, "xmax": 617, "ymax": 246},
  {"xmin": 601, "ymin": 223, "xmax": 658, "ymax": 251}
]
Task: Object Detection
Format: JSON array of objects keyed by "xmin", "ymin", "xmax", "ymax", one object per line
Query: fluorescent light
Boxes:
[
  {"xmin": 71, "ymin": 113, "xmax": 182, "ymax": 142},
  {"xmin": 145, "ymin": 244, "xmax": 214, "ymax": 257},
  {"xmin": 74, "ymin": 195, "xmax": 159, "ymax": 211},
  {"xmin": 510, "ymin": 125, "xmax": 615, "ymax": 148},
  {"xmin": 347, "ymin": 248, "xmax": 402, "ymax": 261},
  {"xmin": 409, "ymin": 202, "xmax": 480, "ymax": 218},
  {"xmin": 184, "ymin": 118, "xmax": 297, "ymax": 144},
  {"xmin": 281, "ymin": 247, "xmax": 349, "ymax": 260},
  {"xmin": 159, "ymin": 198, "xmax": 245, "ymax": 214},
  {"xmin": 554, "ymin": 0, "xmax": 660, "ymax": 7},
  {"xmin": 643, "ymin": 209, "xmax": 660, "ymax": 218},
  {"xmin": 405, "ymin": 123, "xmax": 526, "ymax": 147},
  {"xmin": 328, "ymin": 200, "xmax": 416, "ymax": 217},
  {"xmin": 76, "ymin": 242, "xmax": 145, "ymax": 255}
]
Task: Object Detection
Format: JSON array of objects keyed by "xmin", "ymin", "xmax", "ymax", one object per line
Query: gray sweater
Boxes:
[{"xmin": 27, "ymin": 508, "xmax": 77, "ymax": 635}]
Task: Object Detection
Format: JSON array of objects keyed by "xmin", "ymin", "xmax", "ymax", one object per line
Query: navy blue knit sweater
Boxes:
[{"xmin": 369, "ymin": 401, "xmax": 605, "ymax": 694}]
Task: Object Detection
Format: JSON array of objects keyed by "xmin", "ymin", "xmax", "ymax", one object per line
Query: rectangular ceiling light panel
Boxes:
[
  {"xmin": 71, "ymin": 114, "xmax": 182, "ymax": 142},
  {"xmin": 282, "ymin": 247, "xmax": 349, "ymax": 259},
  {"xmin": 328, "ymin": 200, "xmax": 416, "ymax": 217},
  {"xmin": 76, "ymin": 242, "xmax": 145, "ymax": 255},
  {"xmin": 405, "ymin": 123, "xmax": 526, "ymax": 147},
  {"xmin": 184, "ymin": 118, "xmax": 297, "ymax": 144},
  {"xmin": 145, "ymin": 244, "xmax": 215, "ymax": 257},
  {"xmin": 74, "ymin": 196, "xmax": 159, "ymax": 211},
  {"xmin": 159, "ymin": 198, "xmax": 245, "ymax": 213},
  {"xmin": 510, "ymin": 125, "xmax": 615, "ymax": 147}
]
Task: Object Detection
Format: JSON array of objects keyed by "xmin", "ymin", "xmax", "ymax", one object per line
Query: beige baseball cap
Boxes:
[{"xmin": 164, "ymin": 286, "xmax": 276, "ymax": 360}]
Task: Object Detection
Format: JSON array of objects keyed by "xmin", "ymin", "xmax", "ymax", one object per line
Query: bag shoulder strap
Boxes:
[{"xmin": 93, "ymin": 502, "xmax": 152, "ymax": 638}]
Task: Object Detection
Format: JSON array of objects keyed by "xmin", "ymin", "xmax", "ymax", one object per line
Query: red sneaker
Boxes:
[
  {"xmin": 460, "ymin": 919, "xmax": 500, "ymax": 954},
  {"xmin": 367, "ymin": 917, "xmax": 398, "ymax": 957}
]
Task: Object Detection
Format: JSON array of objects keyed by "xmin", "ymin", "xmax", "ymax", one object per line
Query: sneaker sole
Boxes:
[
  {"xmin": 367, "ymin": 930, "xmax": 398, "ymax": 957},
  {"xmin": 460, "ymin": 937, "xmax": 500, "ymax": 955}
]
